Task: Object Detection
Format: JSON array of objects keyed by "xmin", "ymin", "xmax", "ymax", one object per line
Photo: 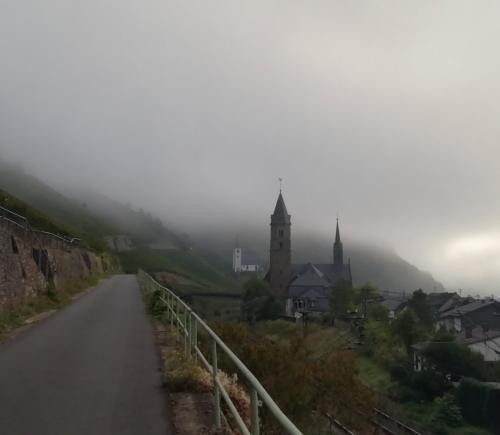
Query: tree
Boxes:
[
  {"xmin": 423, "ymin": 341, "xmax": 486, "ymax": 380},
  {"xmin": 364, "ymin": 318, "xmax": 405, "ymax": 366},
  {"xmin": 408, "ymin": 289, "xmax": 433, "ymax": 329},
  {"xmin": 330, "ymin": 279, "xmax": 353, "ymax": 317},
  {"xmin": 241, "ymin": 277, "xmax": 281, "ymax": 323},
  {"xmin": 367, "ymin": 303, "xmax": 390, "ymax": 323},
  {"xmin": 391, "ymin": 308, "xmax": 426, "ymax": 351},
  {"xmin": 212, "ymin": 322, "xmax": 373, "ymax": 433},
  {"xmin": 354, "ymin": 283, "xmax": 381, "ymax": 317}
]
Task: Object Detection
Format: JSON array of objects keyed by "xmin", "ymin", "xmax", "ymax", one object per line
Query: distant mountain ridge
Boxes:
[
  {"xmin": 193, "ymin": 232, "xmax": 445, "ymax": 293},
  {"xmin": 292, "ymin": 236, "xmax": 445, "ymax": 292}
]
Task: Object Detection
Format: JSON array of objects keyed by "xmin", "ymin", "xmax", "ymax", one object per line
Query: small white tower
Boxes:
[{"xmin": 233, "ymin": 248, "xmax": 242, "ymax": 272}]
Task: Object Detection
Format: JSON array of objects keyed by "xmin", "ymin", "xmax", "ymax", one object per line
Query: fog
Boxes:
[{"xmin": 1, "ymin": 2, "xmax": 500, "ymax": 293}]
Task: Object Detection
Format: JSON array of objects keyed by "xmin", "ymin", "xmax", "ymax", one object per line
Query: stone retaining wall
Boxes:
[{"xmin": 0, "ymin": 220, "xmax": 107, "ymax": 309}]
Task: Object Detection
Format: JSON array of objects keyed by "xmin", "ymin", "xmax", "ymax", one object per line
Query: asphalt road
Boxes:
[{"xmin": 0, "ymin": 275, "xmax": 172, "ymax": 435}]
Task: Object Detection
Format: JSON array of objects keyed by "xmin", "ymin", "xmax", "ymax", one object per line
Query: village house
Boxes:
[
  {"xmin": 413, "ymin": 326, "xmax": 500, "ymax": 371},
  {"xmin": 436, "ymin": 299, "xmax": 500, "ymax": 333},
  {"xmin": 412, "ymin": 299, "xmax": 500, "ymax": 370}
]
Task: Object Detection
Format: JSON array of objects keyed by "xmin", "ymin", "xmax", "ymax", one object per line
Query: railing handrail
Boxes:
[
  {"xmin": 0, "ymin": 205, "xmax": 29, "ymax": 224},
  {"xmin": 0, "ymin": 204, "xmax": 79, "ymax": 246},
  {"xmin": 33, "ymin": 229, "xmax": 81, "ymax": 245},
  {"xmin": 138, "ymin": 270, "xmax": 303, "ymax": 435}
]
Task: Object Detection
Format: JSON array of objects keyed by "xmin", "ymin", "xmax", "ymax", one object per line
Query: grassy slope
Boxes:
[
  {"xmin": 0, "ymin": 162, "xmax": 113, "ymax": 249},
  {"xmin": 71, "ymin": 189, "xmax": 183, "ymax": 247},
  {"xmin": 357, "ymin": 357, "xmax": 395, "ymax": 393},
  {"xmin": 0, "ymin": 189, "xmax": 73, "ymax": 236},
  {"xmin": 118, "ymin": 248, "xmax": 240, "ymax": 293},
  {"xmin": 0, "ymin": 161, "xmax": 182, "ymax": 251}
]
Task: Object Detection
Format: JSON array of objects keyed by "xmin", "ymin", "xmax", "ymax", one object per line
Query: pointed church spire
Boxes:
[
  {"xmin": 334, "ymin": 218, "xmax": 344, "ymax": 268},
  {"xmin": 271, "ymin": 192, "xmax": 291, "ymax": 224},
  {"xmin": 335, "ymin": 218, "xmax": 341, "ymax": 243}
]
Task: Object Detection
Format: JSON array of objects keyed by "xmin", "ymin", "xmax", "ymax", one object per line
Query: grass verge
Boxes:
[{"xmin": 0, "ymin": 274, "xmax": 106, "ymax": 341}]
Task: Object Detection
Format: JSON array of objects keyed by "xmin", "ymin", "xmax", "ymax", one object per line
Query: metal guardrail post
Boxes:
[
  {"xmin": 170, "ymin": 294, "xmax": 174, "ymax": 328},
  {"xmin": 251, "ymin": 388, "xmax": 260, "ymax": 435},
  {"xmin": 176, "ymin": 298, "xmax": 180, "ymax": 332},
  {"xmin": 188, "ymin": 312, "xmax": 193, "ymax": 357},
  {"xmin": 192, "ymin": 317, "xmax": 198, "ymax": 362},
  {"xmin": 212, "ymin": 339, "xmax": 222, "ymax": 430},
  {"xmin": 184, "ymin": 307, "xmax": 189, "ymax": 357},
  {"xmin": 167, "ymin": 293, "xmax": 172, "ymax": 323}
]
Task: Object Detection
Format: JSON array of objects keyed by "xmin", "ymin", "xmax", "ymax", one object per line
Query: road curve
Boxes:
[{"xmin": 0, "ymin": 275, "xmax": 171, "ymax": 435}]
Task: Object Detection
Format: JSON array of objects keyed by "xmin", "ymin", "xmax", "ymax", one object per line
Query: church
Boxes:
[{"xmin": 266, "ymin": 191, "xmax": 353, "ymax": 317}]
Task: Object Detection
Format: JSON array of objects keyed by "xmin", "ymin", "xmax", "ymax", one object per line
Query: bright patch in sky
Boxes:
[
  {"xmin": 445, "ymin": 234, "xmax": 500, "ymax": 260},
  {"xmin": 430, "ymin": 232, "xmax": 500, "ymax": 294}
]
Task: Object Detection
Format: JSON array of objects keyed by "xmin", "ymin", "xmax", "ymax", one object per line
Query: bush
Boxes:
[
  {"xmin": 412, "ymin": 371, "xmax": 450, "ymax": 400},
  {"xmin": 424, "ymin": 342, "xmax": 486, "ymax": 381},
  {"xmin": 164, "ymin": 350, "xmax": 212, "ymax": 393},
  {"xmin": 242, "ymin": 278, "xmax": 281, "ymax": 322},
  {"xmin": 458, "ymin": 378, "xmax": 500, "ymax": 433},
  {"xmin": 391, "ymin": 367, "xmax": 450, "ymax": 402},
  {"xmin": 145, "ymin": 289, "xmax": 166, "ymax": 318},
  {"xmin": 431, "ymin": 395, "xmax": 463, "ymax": 429}
]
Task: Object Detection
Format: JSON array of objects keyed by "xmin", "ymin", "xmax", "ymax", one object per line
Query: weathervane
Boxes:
[{"xmin": 279, "ymin": 178, "xmax": 283, "ymax": 192}]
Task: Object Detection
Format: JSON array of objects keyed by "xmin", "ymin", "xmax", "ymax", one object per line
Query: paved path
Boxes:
[{"xmin": 0, "ymin": 275, "xmax": 171, "ymax": 435}]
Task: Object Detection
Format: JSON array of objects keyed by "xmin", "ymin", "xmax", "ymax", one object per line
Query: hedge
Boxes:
[{"xmin": 458, "ymin": 377, "xmax": 500, "ymax": 434}]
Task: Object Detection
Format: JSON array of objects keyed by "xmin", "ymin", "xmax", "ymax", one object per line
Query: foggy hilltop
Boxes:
[{"xmin": 0, "ymin": 160, "xmax": 443, "ymax": 293}]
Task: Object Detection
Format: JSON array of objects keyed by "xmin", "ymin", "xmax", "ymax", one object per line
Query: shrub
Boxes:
[
  {"xmin": 145, "ymin": 289, "xmax": 166, "ymax": 318},
  {"xmin": 458, "ymin": 378, "xmax": 500, "ymax": 433},
  {"xmin": 424, "ymin": 342, "xmax": 486, "ymax": 381},
  {"xmin": 431, "ymin": 394, "xmax": 463, "ymax": 429},
  {"xmin": 391, "ymin": 367, "xmax": 450, "ymax": 402},
  {"xmin": 163, "ymin": 349, "xmax": 212, "ymax": 393}
]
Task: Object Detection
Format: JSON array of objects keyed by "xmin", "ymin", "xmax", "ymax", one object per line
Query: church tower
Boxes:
[
  {"xmin": 269, "ymin": 191, "xmax": 291, "ymax": 298},
  {"xmin": 333, "ymin": 219, "xmax": 344, "ymax": 271}
]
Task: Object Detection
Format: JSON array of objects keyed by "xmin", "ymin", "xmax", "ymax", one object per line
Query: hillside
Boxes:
[
  {"xmin": 192, "ymin": 232, "xmax": 445, "ymax": 293},
  {"xmin": 0, "ymin": 161, "xmax": 114, "ymax": 250},
  {"xmin": 68, "ymin": 189, "xmax": 182, "ymax": 248},
  {"xmin": 0, "ymin": 189, "xmax": 73, "ymax": 237},
  {"xmin": 0, "ymin": 161, "xmax": 237, "ymax": 293},
  {"xmin": 0, "ymin": 161, "xmax": 181, "ymax": 251},
  {"xmin": 118, "ymin": 247, "xmax": 240, "ymax": 293}
]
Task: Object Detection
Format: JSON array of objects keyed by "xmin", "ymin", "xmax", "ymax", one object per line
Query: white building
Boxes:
[
  {"xmin": 232, "ymin": 248, "xmax": 261, "ymax": 273},
  {"xmin": 232, "ymin": 248, "xmax": 242, "ymax": 272}
]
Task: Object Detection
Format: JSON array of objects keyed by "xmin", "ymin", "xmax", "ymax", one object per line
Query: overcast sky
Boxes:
[{"xmin": 1, "ymin": 1, "xmax": 500, "ymax": 293}]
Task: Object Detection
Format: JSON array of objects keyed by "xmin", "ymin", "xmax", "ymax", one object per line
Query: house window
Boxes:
[
  {"xmin": 310, "ymin": 300, "xmax": 315, "ymax": 308},
  {"xmin": 295, "ymin": 299, "xmax": 305, "ymax": 310},
  {"xmin": 278, "ymin": 229, "xmax": 284, "ymax": 237},
  {"xmin": 279, "ymin": 242, "xmax": 283, "ymax": 248}
]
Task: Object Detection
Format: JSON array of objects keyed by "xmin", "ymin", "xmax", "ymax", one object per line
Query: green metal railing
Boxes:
[
  {"xmin": 138, "ymin": 270, "xmax": 302, "ymax": 435},
  {"xmin": 0, "ymin": 205, "xmax": 81, "ymax": 246}
]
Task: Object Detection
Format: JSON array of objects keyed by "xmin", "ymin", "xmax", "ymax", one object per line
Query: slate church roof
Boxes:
[
  {"xmin": 287, "ymin": 262, "xmax": 352, "ymax": 299},
  {"xmin": 271, "ymin": 192, "xmax": 291, "ymax": 224}
]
